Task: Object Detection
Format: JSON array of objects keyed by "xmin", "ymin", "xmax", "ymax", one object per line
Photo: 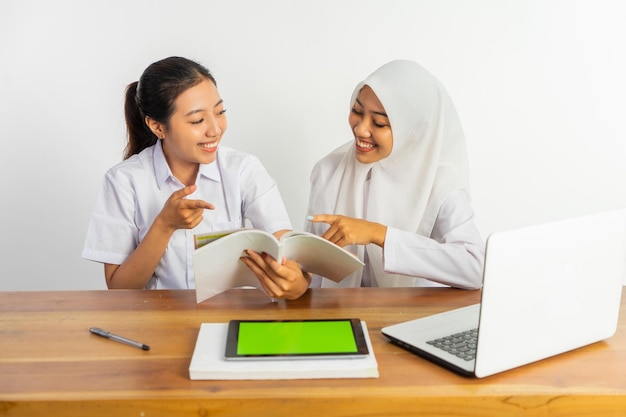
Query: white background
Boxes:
[{"xmin": 1, "ymin": 0, "xmax": 625, "ymax": 291}]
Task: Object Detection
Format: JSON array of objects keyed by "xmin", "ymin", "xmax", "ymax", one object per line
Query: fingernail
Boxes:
[{"xmin": 306, "ymin": 215, "xmax": 314, "ymax": 221}]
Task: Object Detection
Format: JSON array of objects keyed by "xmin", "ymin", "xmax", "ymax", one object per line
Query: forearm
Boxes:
[
  {"xmin": 380, "ymin": 190, "xmax": 486, "ymax": 289},
  {"xmin": 106, "ymin": 218, "xmax": 175, "ymax": 289},
  {"xmin": 383, "ymin": 227, "xmax": 485, "ymax": 289}
]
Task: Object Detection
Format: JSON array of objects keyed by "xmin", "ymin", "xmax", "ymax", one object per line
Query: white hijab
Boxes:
[{"xmin": 307, "ymin": 60, "xmax": 470, "ymax": 287}]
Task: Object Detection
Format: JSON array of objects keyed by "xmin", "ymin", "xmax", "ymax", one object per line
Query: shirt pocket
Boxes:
[{"xmin": 199, "ymin": 219, "xmax": 244, "ymax": 233}]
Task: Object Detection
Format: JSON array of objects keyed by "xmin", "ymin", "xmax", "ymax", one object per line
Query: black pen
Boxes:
[{"xmin": 89, "ymin": 327, "xmax": 150, "ymax": 351}]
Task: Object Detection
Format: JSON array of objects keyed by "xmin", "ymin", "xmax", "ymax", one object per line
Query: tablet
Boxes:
[{"xmin": 224, "ymin": 318, "xmax": 369, "ymax": 360}]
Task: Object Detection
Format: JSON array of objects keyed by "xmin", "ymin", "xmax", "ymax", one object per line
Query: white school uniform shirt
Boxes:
[
  {"xmin": 82, "ymin": 141, "xmax": 292, "ymax": 289},
  {"xmin": 309, "ymin": 182, "xmax": 484, "ymax": 289},
  {"xmin": 306, "ymin": 60, "xmax": 484, "ymax": 290}
]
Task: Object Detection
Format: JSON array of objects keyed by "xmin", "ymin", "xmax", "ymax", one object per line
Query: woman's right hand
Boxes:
[
  {"xmin": 308, "ymin": 214, "xmax": 387, "ymax": 248},
  {"xmin": 105, "ymin": 185, "xmax": 214, "ymax": 289},
  {"xmin": 155, "ymin": 184, "xmax": 215, "ymax": 232}
]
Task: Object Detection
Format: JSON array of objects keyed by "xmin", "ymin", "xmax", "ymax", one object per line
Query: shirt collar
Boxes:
[
  {"xmin": 153, "ymin": 141, "xmax": 221, "ymax": 188},
  {"xmin": 199, "ymin": 158, "xmax": 221, "ymax": 182},
  {"xmin": 154, "ymin": 140, "xmax": 172, "ymax": 188}
]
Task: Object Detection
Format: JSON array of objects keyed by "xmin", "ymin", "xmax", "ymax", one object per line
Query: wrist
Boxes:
[
  {"xmin": 373, "ymin": 223, "xmax": 387, "ymax": 247},
  {"xmin": 152, "ymin": 215, "xmax": 177, "ymax": 237}
]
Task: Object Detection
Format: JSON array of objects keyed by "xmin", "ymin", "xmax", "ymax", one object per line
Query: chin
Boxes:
[
  {"xmin": 355, "ymin": 153, "xmax": 381, "ymax": 164},
  {"xmin": 199, "ymin": 154, "xmax": 218, "ymax": 164}
]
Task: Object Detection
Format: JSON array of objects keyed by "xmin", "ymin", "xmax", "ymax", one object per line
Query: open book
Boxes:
[{"xmin": 192, "ymin": 229, "xmax": 364, "ymax": 303}]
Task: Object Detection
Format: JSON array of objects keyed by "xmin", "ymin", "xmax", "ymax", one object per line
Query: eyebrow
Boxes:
[
  {"xmin": 184, "ymin": 99, "xmax": 224, "ymax": 117},
  {"xmin": 355, "ymin": 98, "xmax": 388, "ymax": 118}
]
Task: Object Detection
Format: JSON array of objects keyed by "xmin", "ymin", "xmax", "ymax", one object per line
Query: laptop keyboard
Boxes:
[{"xmin": 426, "ymin": 328, "xmax": 478, "ymax": 361}]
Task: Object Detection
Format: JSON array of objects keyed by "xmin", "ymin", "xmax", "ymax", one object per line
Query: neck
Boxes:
[{"xmin": 161, "ymin": 143, "xmax": 199, "ymax": 186}]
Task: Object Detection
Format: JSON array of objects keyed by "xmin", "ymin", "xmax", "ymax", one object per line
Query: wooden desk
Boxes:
[{"xmin": 1, "ymin": 287, "xmax": 625, "ymax": 416}]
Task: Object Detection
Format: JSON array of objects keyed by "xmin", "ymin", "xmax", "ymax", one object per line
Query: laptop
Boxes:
[{"xmin": 382, "ymin": 208, "xmax": 626, "ymax": 378}]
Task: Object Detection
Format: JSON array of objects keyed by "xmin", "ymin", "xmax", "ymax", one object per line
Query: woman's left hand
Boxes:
[{"xmin": 240, "ymin": 250, "xmax": 311, "ymax": 300}]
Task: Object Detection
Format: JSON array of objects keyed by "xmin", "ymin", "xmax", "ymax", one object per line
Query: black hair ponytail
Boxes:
[{"xmin": 123, "ymin": 81, "xmax": 157, "ymax": 159}]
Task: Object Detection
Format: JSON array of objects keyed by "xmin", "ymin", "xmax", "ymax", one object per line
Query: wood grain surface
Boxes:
[{"xmin": 1, "ymin": 287, "xmax": 624, "ymax": 416}]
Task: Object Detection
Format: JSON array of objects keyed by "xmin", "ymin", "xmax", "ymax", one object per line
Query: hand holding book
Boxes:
[{"xmin": 192, "ymin": 229, "xmax": 364, "ymax": 303}]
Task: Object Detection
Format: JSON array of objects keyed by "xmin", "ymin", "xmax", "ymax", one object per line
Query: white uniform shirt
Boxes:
[
  {"xmin": 311, "ymin": 188, "xmax": 484, "ymax": 290},
  {"xmin": 306, "ymin": 60, "xmax": 484, "ymax": 290},
  {"xmin": 82, "ymin": 142, "xmax": 292, "ymax": 289},
  {"xmin": 382, "ymin": 189, "xmax": 485, "ymax": 289}
]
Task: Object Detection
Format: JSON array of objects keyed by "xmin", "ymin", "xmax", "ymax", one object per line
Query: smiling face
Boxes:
[
  {"xmin": 146, "ymin": 78, "xmax": 227, "ymax": 183},
  {"xmin": 349, "ymin": 85, "xmax": 393, "ymax": 164}
]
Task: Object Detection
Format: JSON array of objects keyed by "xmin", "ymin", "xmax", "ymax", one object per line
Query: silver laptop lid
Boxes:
[{"xmin": 474, "ymin": 208, "xmax": 626, "ymax": 377}]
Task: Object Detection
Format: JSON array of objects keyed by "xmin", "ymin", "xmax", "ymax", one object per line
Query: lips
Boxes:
[
  {"xmin": 199, "ymin": 141, "xmax": 218, "ymax": 153},
  {"xmin": 356, "ymin": 138, "xmax": 376, "ymax": 152}
]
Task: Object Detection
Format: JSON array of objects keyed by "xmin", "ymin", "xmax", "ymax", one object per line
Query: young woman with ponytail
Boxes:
[{"xmin": 82, "ymin": 56, "xmax": 310, "ymax": 298}]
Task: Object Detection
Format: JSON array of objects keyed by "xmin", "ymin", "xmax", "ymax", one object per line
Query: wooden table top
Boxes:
[{"xmin": 1, "ymin": 287, "xmax": 625, "ymax": 417}]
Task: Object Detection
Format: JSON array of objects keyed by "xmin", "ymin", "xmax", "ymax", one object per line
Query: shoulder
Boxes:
[
  {"xmin": 216, "ymin": 146, "xmax": 274, "ymax": 185},
  {"xmin": 103, "ymin": 146, "xmax": 155, "ymax": 187},
  {"xmin": 438, "ymin": 189, "xmax": 472, "ymax": 217},
  {"xmin": 431, "ymin": 189, "xmax": 477, "ymax": 239},
  {"xmin": 217, "ymin": 146, "xmax": 263, "ymax": 169},
  {"xmin": 311, "ymin": 141, "xmax": 352, "ymax": 181}
]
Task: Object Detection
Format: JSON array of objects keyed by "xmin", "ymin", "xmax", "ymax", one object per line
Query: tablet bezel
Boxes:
[{"xmin": 224, "ymin": 318, "xmax": 369, "ymax": 360}]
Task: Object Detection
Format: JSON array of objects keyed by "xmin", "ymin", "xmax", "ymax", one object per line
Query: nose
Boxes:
[
  {"xmin": 205, "ymin": 117, "xmax": 222, "ymax": 138},
  {"xmin": 353, "ymin": 118, "xmax": 372, "ymax": 138}
]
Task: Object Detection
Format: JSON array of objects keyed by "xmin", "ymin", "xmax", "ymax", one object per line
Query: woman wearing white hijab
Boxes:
[{"xmin": 306, "ymin": 60, "xmax": 484, "ymax": 289}]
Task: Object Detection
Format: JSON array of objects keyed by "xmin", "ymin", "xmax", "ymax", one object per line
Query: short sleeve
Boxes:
[
  {"xmin": 82, "ymin": 171, "xmax": 138, "ymax": 265},
  {"xmin": 239, "ymin": 156, "xmax": 292, "ymax": 233}
]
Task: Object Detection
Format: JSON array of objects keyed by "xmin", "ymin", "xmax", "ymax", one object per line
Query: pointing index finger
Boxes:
[
  {"xmin": 307, "ymin": 214, "xmax": 337, "ymax": 224},
  {"xmin": 183, "ymin": 199, "xmax": 215, "ymax": 210}
]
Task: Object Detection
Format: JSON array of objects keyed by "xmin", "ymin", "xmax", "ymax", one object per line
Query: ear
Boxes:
[{"xmin": 145, "ymin": 117, "xmax": 166, "ymax": 139}]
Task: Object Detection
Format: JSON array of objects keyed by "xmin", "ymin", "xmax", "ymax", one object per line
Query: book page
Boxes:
[
  {"xmin": 279, "ymin": 233, "xmax": 364, "ymax": 283},
  {"xmin": 194, "ymin": 229, "xmax": 244, "ymax": 249},
  {"xmin": 193, "ymin": 230, "xmax": 279, "ymax": 301}
]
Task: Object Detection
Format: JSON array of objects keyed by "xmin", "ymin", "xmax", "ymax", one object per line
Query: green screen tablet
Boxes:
[{"xmin": 224, "ymin": 319, "xmax": 369, "ymax": 360}]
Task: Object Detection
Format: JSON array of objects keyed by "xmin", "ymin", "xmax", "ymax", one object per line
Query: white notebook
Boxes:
[{"xmin": 189, "ymin": 322, "xmax": 379, "ymax": 380}]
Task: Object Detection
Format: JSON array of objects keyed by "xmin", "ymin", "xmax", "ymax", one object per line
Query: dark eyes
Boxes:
[
  {"xmin": 190, "ymin": 109, "xmax": 227, "ymax": 125},
  {"xmin": 351, "ymin": 107, "xmax": 363, "ymax": 116},
  {"xmin": 351, "ymin": 107, "xmax": 387, "ymax": 128}
]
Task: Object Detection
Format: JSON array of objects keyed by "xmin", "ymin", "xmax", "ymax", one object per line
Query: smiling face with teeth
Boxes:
[
  {"xmin": 349, "ymin": 85, "xmax": 393, "ymax": 164},
  {"xmin": 147, "ymin": 78, "xmax": 227, "ymax": 184}
]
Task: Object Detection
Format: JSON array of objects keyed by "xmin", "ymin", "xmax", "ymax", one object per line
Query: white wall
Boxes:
[{"xmin": 1, "ymin": 0, "xmax": 625, "ymax": 291}]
